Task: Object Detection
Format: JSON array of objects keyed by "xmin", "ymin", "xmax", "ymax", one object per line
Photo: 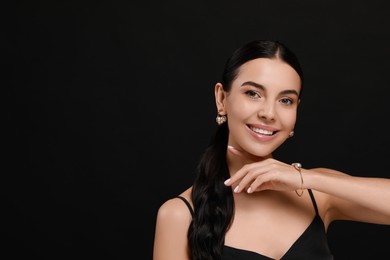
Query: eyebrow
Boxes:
[{"xmin": 241, "ymin": 81, "xmax": 299, "ymax": 96}]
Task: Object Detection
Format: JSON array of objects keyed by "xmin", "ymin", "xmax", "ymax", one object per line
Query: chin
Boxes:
[
  {"xmin": 249, "ymin": 150, "xmax": 274, "ymax": 159},
  {"xmin": 239, "ymin": 145, "xmax": 275, "ymax": 159}
]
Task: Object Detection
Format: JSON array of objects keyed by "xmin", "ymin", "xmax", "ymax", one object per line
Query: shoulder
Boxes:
[
  {"xmin": 156, "ymin": 187, "xmax": 193, "ymax": 225},
  {"xmin": 153, "ymin": 187, "xmax": 193, "ymax": 260},
  {"xmin": 157, "ymin": 198, "xmax": 191, "ymax": 223}
]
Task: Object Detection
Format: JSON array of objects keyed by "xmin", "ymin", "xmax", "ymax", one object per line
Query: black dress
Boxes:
[{"xmin": 177, "ymin": 189, "xmax": 334, "ymax": 260}]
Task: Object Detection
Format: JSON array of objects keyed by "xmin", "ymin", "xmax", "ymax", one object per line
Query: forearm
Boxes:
[{"xmin": 303, "ymin": 168, "xmax": 390, "ymax": 218}]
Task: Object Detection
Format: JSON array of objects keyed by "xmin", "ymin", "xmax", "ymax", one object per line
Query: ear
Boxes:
[{"xmin": 214, "ymin": 83, "xmax": 227, "ymax": 114}]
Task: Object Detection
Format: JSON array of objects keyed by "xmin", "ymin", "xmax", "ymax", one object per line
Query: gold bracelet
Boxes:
[{"xmin": 291, "ymin": 163, "xmax": 304, "ymax": 197}]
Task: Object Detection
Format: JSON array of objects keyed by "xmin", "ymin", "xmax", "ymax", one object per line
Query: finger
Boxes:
[
  {"xmin": 224, "ymin": 158, "xmax": 279, "ymax": 189},
  {"xmin": 224, "ymin": 163, "xmax": 253, "ymax": 187},
  {"xmin": 247, "ymin": 173, "xmax": 272, "ymax": 193},
  {"xmin": 234, "ymin": 165, "xmax": 272, "ymax": 193},
  {"xmin": 226, "ymin": 160, "xmax": 269, "ymax": 186}
]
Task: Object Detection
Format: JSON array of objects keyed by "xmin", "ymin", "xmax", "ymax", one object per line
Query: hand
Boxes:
[{"xmin": 224, "ymin": 146, "xmax": 304, "ymax": 194}]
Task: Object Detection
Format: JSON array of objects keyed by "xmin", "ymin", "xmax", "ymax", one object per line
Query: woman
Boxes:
[{"xmin": 152, "ymin": 40, "xmax": 390, "ymax": 260}]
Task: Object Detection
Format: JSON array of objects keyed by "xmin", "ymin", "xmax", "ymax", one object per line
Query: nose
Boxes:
[{"xmin": 257, "ymin": 101, "xmax": 275, "ymax": 121}]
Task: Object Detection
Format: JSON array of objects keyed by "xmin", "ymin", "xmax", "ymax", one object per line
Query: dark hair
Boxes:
[{"xmin": 189, "ymin": 40, "xmax": 304, "ymax": 260}]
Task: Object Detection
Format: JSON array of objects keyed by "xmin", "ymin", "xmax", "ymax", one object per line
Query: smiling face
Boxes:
[{"xmin": 215, "ymin": 58, "xmax": 302, "ymax": 158}]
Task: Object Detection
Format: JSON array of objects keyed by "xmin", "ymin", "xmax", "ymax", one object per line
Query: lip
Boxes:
[{"xmin": 246, "ymin": 124, "xmax": 279, "ymax": 142}]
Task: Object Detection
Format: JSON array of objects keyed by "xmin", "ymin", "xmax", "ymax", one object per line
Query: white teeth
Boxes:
[{"xmin": 250, "ymin": 126, "xmax": 273, "ymax": 135}]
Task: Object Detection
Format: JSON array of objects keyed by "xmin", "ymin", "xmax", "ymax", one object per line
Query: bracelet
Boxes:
[{"xmin": 291, "ymin": 162, "xmax": 304, "ymax": 197}]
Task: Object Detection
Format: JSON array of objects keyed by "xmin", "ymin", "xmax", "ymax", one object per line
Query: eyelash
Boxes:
[
  {"xmin": 280, "ymin": 98, "xmax": 294, "ymax": 105},
  {"xmin": 245, "ymin": 90, "xmax": 261, "ymax": 99},
  {"xmin": 245, "ymin": 91, "xmax": 294, "ymax": 105}
]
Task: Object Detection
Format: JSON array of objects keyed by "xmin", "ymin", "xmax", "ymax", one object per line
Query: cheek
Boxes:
[
  {"xmin": 279, "ymin": 110, "xmax": 297, "ymax": 127},
  {"xmin": 226, "ymin": 98, "xmax": 253, "ymax": 120}
]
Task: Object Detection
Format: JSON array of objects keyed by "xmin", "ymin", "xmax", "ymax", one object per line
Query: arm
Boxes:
[
  {"xmin": 304, "ymin": 167, "xmax": 390, "ymax": 225},
  {"xmin": 224, "ymin": 147, "xmax": 390, "ymax": 226},
  {"xmin": 153, "ymin": 198, "xmax": 192, "ymax": 260}
]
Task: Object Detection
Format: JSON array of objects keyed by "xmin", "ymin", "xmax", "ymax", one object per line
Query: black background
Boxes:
[{"xmin": 5, "ymin": 0, "xmax": 390, "ymax": 259}]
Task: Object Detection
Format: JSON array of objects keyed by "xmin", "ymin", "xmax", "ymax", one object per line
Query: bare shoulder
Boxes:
[
  {"xmin": 157, "ymin": 198, "xmax": 190, "ymax": 223},
  {"xmin": 154, "ymin": 187, "xmax": 193, "ymax": 260},
  {"xmin": 156, "ymin": 186, "xmax": 193, "ymax": 225}
]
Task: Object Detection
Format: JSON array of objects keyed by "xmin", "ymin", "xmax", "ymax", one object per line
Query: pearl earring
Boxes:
[{"xmin": 216, "ymin": 114, "xmax": 227, "ymax": 125}]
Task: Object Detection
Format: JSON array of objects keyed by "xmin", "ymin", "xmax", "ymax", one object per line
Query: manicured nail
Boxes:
[
  {"xmin": 247, "ymin": 187, "xmax": 252, "ymax": 193},
  {"xmin": 234, "ymin": 186, "xmax": 240, "ymax": 193},
  {"xmin": 224, "ymin": 179, "xmax": 231, "ymax": 185}
]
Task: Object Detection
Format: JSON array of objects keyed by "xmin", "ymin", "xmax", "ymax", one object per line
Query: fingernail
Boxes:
[
  {"xmin": 234, "ymin": 186, "xmax": 240, "ymax": 193},
  {"xmin": 224, "ymin": 179, "xmax": 231, "ymax": 185},
  {"xmin": 227, "ymin": 145, "xmax": 234, "ymax": 149},
  {"xmin": 247, "ymin": 187, "xmax": 252, "ymax": 193}
]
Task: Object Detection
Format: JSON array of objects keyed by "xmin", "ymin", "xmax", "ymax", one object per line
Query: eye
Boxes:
[
  {"xmin": 245, "ymin": 90, "xmax": 261, "ymax": 99},
  {"xmin": 279, "ymin": 97, "xmax": 294, "ymax": 105}
]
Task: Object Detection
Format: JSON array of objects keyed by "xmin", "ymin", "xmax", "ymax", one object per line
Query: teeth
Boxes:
[{"xmin": 250, "ymin": 126, "xmax": 273, "ymax": 135}]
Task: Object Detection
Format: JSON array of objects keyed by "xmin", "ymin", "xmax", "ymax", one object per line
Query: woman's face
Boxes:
[{"xmin": 215, "ymin": 58, "xmax": 301, "ymax": 158}]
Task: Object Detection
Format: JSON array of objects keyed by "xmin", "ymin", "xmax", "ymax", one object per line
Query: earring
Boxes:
[
  {"xmin": 289, "ymin": 130, "xmax": 295, "ymax": 138},
  {"xmin": 216, "ymin": 114, "xmax": 227, "ymax": 125}
]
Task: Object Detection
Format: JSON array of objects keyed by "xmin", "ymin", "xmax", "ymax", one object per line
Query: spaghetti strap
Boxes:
[
  {"xmin": 176, "ymin": 196, "xmax": 194, "ymax": 217},
  {"xmin": 177, "ymin": 191, "xmax": 318, "ymax": 217},
  {"xmin": 307, "ymin": 189, "xmax": 319, "ymax": 215}
]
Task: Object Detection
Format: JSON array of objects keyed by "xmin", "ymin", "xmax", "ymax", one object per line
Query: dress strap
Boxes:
[
  {"xmin": 176, "ymin": 196, "xmax": 194, "ymax": 217},
  {"xmin": 307, "ymin": 189, "xmax": 319, "ymax": 215},
  {"xmin": 177, "ymin": 192, "xmax": 318, "ymax": 217}
]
